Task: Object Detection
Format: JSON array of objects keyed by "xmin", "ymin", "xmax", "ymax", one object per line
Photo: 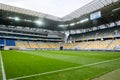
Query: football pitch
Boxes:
[{"xmin": 0, "ymin": 50, "xmax": 120, "ymax": 80}]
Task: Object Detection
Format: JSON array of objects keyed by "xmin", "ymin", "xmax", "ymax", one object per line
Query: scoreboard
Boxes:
[{"xmin": 90, "ymin": 11, "xmax": 101, "ymax": 20}]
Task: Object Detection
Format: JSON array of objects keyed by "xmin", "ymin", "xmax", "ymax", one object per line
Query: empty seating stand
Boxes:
[
  {"xmin": 0, "ymin": 39, "xmax": 4, "ymax": 46},
  {"xmin": 6, "ymin": 39, "xmax": 16, "ymax": 46}
]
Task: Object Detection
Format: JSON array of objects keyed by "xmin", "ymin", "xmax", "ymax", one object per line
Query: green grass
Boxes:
[
  {"xmin": 1, "ymin": 50, "xmax": 120, "ymax": 80},
  {"xmin": 1, "ymin": 50, "xmax": 78, "ymax": 79}
]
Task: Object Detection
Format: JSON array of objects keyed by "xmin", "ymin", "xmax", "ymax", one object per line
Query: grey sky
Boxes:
[{"xmin": 0, "ymin": 0, "xmax": 93, "ymax": 17}]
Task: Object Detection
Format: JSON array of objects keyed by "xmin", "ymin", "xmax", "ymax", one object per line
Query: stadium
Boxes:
[{"xmin": 0, "ymin": 0, "xmax": 120, "ymax": 80}]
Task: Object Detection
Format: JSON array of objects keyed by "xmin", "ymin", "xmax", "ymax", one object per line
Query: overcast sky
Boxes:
[{"xmin": 0, "ymin": 0, "xmax": 93, "ymax": 17}]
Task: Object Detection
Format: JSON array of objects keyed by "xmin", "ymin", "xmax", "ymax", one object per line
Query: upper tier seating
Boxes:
[{"xmin": 69, "ymin": 27, "xmax": 120, "ymax": 41}]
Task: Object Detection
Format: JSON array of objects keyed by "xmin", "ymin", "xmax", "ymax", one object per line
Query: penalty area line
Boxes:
[
  {"xmin": 0, "ymin": 51, "xmax": 7, "ymax": 80},
  {"xmin": 8, "ymin": 58, "xmax": 120, "ymax": 80}
]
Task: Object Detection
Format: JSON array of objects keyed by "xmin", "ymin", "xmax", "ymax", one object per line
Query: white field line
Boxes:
[
  {"xmin": 8, "ymin": 58, "xmax": 120, "ymax": 80},
  {"xmin": 0, "ymin": 51, "xmax": 7, "ymax": 80}
]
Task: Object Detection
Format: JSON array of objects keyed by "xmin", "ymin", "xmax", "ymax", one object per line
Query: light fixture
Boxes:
[
  {"xmin": 59, "ymin": 25, "xmax": 64, "ymax": 27},
  {"xmin": 8, "ymin": 17, "xmax": 13, "ymax": 19},
  {"xmin": 58, "ymin": 24, "xmax": 68, "ymax": 27},
  {"xmin": 34, "ymin": 20, "xmax": 44, "ymax": 26},
  {"xmin": 14, "ymin": 17, "xmax": 20, "ymax": 21},
  {"xmin": 76, "ymin": 21, "xmax": 81, "ymax": 24},
  {"xmin": 80, "ymin": 18, "xmax": 89, "ymax": 23},
  {"xmin": 70, "ymin": 23, "xmax": 76, "ymax": 26},
  {"xmin": 24, "ymin": 19, "xmax": 32, "ymax": 22}
]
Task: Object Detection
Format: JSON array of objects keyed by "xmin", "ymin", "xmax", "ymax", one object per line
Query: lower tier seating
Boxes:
[
  {"xmin": 86, "ymin": 40, "xmax": 112, "ymax": 49},
  {"xmin": 108, "ymin": 39, "xmax": 120, "ymax": 49},
  {"xmin": 16, "ymin": 41, "xmax": 26, "ymax": 49},
  {"xmin": 29, "ymin": 41, "xmax": 39, "ymax": 48},
  {"xmin": 8, "ymin": 39, "xmax": 120, "ymax": 50},
  {"xmin": 64, "ymin": 39, "xmax": 120, "ymax": 50}
]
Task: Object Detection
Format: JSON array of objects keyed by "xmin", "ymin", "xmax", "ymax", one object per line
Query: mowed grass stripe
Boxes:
[
  {"xmin": 2, "ymin": 50, "xmax": 120, "ymax": 80},
  {"xmin": 9, "ymin": 57, "xmax": 120, "ymax": 80},
  {"xmin": 21, "ymin": 51, "xmax": 104, "ymax": 65},
  {"xmin": 39, "ymin": 50, "xmax": 120, "ymax": 59},
  {"xmin": 21, "ymin": 50, "xmax": 120, "ymax": 65},
  {"xmin": 2, "ymin": 50, "xmax": 78, "ymax": 79},
  {"xmin": 18, "ymin": 58, "xmax": 120, "ymax": 80}
]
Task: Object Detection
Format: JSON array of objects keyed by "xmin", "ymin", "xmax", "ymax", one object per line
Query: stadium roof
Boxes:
[
  {"xmin": 62, "ymin": 0, "xmax": 119, "ymax": 21},
  {"xmin": 0, "ymin": 0, "xmax": 119, "ymax": 22},
  {"xmin": 0, "ymin": 0, "xmax": 94, "ymax": 17}
]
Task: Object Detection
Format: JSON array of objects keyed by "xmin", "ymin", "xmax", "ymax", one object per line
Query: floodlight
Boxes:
[
  {"xmin": 8, "ymin": 17, "xmax": 13, "ymax": 19},
  {"xmin": 58, "ymin": 24, "xmax": 68, "ymax": 27},
  {"xmin": 24, "ymin": 19, "xmax": 32, "ymax": 22},
  {"xmin": 76, "ymin": 21, "xmax": 81, "ymax": 24},
  {"xmin": 59, "ymin": 25, "xmax": 64, "ymax": 27},
  {"xmin": 14, "ymin": 17, "xmax": 20, "ymax": 21},
  {"xmin": 70, "ymin": 23, "xmax": 76, "ymax": 26},
  {"xmin": 34, "ymin": 20, "xmax": 44, "ymax": 26},
  {"xmin": 80, "ymin": 18, "xmax": 89, "ymax": 23}
]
